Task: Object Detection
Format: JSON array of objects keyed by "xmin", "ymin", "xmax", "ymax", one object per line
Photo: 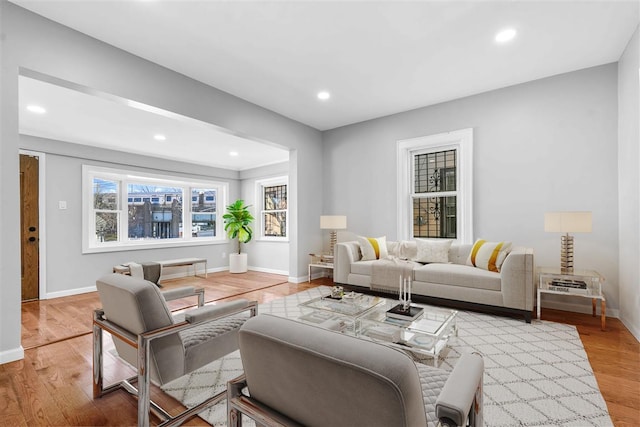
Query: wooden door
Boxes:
[{"xmin": 20, "ymin": 154, "xmax": 39, "ymax": 301}]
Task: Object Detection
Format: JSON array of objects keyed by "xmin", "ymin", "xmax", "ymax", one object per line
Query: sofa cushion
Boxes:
[
  {"xmin": 399, "ymin": 240, "xmax": 418, "ymax": 260},
  {"xmin": 351, "ymin": 260, "xmax": 377, "ymax": 275},
  {"xmin": 413, "ymin": 239, "xmax": 453, "ymax": 263},
  {"xmin": 357, "ymin": 235, "xmax": 389, "ymax": 260},
  {"xmin": 414, "ymin": 263, "xmax": 501, "ymax": 291},
  {"xmin": 467, "ymin": 239, "xmax": 512, "ymax": 272}
]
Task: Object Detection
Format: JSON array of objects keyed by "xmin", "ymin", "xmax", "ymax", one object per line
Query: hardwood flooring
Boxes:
[{"xmin": 2, "ymin": 272, "xmax": 639, "ymax": 426}]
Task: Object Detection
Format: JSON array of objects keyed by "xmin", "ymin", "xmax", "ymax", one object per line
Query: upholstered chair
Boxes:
[
  {"xmin": 93, "ymin": 273, "xmax": 257, "ymax": 427},
  {"xmin": 228, "ymin": 314, "xmax": 483, "ymax": 427}
]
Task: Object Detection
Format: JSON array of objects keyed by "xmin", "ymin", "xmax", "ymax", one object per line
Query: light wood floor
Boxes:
[{"xmin": 2, "ymin": 272, "xmax": 639, "ymax": 426}]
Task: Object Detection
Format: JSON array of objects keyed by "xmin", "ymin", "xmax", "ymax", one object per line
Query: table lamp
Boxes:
[
  {"xmin": 320, "ymin": 215, "xmax": 347, "ymax": 256},
  {"xmin": 544, "ymin": 211, "xmax": 592, "ymax": 274}
]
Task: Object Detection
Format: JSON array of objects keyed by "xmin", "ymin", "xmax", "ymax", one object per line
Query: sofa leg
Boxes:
[{"xmin": 524, "ymin": 312, "xmax": 532, "ymax": 323}]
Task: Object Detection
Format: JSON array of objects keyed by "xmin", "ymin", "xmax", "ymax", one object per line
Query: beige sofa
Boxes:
[{"xmin": 334, "ymin": 240, "xmax": 535, "ymax": 322}]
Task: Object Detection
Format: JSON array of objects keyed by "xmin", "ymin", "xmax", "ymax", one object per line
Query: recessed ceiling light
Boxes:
[
  {"xmin": 317, "ymin": 91, "xmax": 331, "ymax": 101},
  {"xmin": 154, "ymin": 134, "xmax": 166, "ymax": 141},
  {"xmin": 229, "ymin": 151, "xmax": 239, "ymax": 156},
  {"xmin": 495, "ymin": 28, "xmax": 517, "ymax": 44},
  {"xmin": 26, "ymin": 105, "xmax": 46, "ymax": 114}
]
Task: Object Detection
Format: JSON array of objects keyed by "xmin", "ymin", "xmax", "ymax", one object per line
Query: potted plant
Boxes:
[{"xmin": 223, "ymin": 199, "xmax": 254, "ymax": 273}]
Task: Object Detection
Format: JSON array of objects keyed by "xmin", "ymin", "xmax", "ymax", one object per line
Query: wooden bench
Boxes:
[{"xmin": 113, "ymin": 258, "xmax": 208, "ymax": 279}]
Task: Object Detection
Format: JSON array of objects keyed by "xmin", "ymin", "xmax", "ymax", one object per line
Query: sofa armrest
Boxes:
[
  {"xmin": 334, "ymin": 241, "xmax": 360, "ymax": 284},
  {"xmin": 499, "ymin": 246, "xmax": 535, "ymax": 311},
  {"xmin": 436, "ymin": 352, "xmax": 484, "ymax": 427}
]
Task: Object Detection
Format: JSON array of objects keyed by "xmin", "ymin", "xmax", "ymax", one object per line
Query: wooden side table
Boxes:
[
  {"xmin": 537, "ymin": 267, "xmax": 606, "ymax": 330},
  {"xmin": 308, "ymin": 253, "xmax": 334, "ymax": 283}
]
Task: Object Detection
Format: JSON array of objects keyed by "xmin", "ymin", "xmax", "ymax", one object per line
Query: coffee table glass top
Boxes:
[
  {"xmin": 358, "ymin": 300, "xmax": 457, "ymax": 356},
  {"xmin": 298, "ymin": 292, "xmax": 457, "ymax": 366},
  {"xmin": 298, "ymin": 293, "xmax": 384, "ymax": 317}
]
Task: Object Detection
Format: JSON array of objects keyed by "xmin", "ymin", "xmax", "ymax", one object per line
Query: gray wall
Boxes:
[
  {"xmin": 0, "ymin": 2, "xmax": 323, "ymax": 363},
  {"xmin": 617, "ymin": 25, "xmax": 640, "ymax": 341},
  {"xmin": 323, "ymin": 64, "xmax": 620, "ymax": 315}
]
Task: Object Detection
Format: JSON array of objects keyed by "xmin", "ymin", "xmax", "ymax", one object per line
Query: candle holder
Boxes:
[
  {"xmin": 386, "ymin": 276, "xmax": 424, "ymax": 321},
  {"xmin": 399, "ymin": 276, "xmax": 412, "ymax": 310}
]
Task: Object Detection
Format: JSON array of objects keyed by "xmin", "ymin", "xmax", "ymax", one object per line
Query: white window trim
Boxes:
[
  {"xmin": 255, "ymin": 176, "xmax": 289, "ymax": 242},
  {"xmin": 396, "ymin": 128, "xmax": 473, "ymax": 244},
  {"xmin": 82, "ymin": 165, "xmax": 229, "ymax": 253}
]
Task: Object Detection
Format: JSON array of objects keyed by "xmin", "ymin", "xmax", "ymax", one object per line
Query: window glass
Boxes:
[
  {"xmin": 412, "ymin": 149, "xmax": 458, "ymax": 239},
  {"xmin": 191, "ymin": 188, "xmax": 216, "ymax": 237},
  {"xmin": 93, "ymin": 178, "xmax": 119, "ymax": 242},
  {"xmin": 127, "ymin": 184, "xmax": 183, "ymax": 240},
  {"xmin": 261, "ymin": 183, "xmax": 287, "ymax": 238}
]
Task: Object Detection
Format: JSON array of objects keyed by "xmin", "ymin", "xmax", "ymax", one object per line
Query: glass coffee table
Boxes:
[
  {"xmin": 298, "ymin": 292, "xmax": 385, "ymax": 333},
  {"xmin": 298, "ymin": 292, "xmax": 457, "ymax": 367}
]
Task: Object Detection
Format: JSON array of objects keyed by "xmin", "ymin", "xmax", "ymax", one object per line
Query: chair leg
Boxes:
[
  {"xmin": 92, "ymin": 321, "xmax": 103, "ymax": 399},
  {"xmin": 469, "ymin": 378, "xmax": 483, "ymax": 427},
  {"xmin": 138, "ymin": 335, "xmax": 151, "ymax": 427}
]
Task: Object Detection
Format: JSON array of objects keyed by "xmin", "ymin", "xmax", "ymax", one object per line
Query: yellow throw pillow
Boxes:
[
  {"xmin": 357, "ymin": 236, "xmax": 388, "ymax": 261},
  {"xmin": 468, "ymin": 239, "xmax": 512, "ymax": 272}
]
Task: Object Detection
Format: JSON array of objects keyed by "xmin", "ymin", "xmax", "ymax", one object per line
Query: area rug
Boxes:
[{"xmin": 161, "ymin": 286, "xmax": 613, "ymax": 426}]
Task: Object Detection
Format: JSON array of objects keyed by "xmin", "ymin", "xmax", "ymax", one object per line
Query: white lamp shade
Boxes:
[
  {"xmin": 320, "ymin": 215, "xmax": 347, "ymax": 230},
  {"xmin": 544, "ymin": 211, "xmax": 592, "ymax": 233}
]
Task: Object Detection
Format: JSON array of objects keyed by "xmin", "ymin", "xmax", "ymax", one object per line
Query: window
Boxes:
[
  {"xmin": 83, "ymin": 165, "xmax": 228, "ymax": 253},
  {"xmin": 413, "ymin": 150, "xmax": 457, "ymax": 238},
  {"xmin": 397, "ymin": 129, "xmax": 473, "ymax": 243},
  {"xmin": 257, "ymin": 177, "xmax": 288, "ymax": 240},
  {"xmin": 93, "ymin": 178, "xmax": 120, "ymax": 243}
]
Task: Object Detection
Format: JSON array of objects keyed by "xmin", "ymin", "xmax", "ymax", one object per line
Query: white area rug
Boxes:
[{"xmin": 161, "ymin": 286, "xmax": 612, "ymax": 426}]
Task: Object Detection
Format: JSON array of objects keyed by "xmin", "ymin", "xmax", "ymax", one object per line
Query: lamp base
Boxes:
[
  {"xmin": 560, "ymin": 233, "xmax": 574, "ymax": 274},
  {"xmin": 329, "ymin": 230, "xmax": 337, "ymax": 256}
]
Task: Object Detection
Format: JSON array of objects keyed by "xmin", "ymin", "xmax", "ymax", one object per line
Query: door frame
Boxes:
[{"xmin": 19, "ymin": 149, "xmax": 47, "ymax": 300}]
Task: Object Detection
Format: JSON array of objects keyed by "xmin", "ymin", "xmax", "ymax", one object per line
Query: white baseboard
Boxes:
[
  {"xmin": 0, "ymin": 346, "xmax": 25, "ymax": 364},
  {"xmin": 44, "ymin": 285, "xmax": 97, "ymax": 299},
  {"xmin": 619, "ymin": 316, "xmax": 640, "ymax": 343},
  {"xmin": 288, "ymin": 271, "xmax": 334, "ymax": 284},
  {"xmin": 248, "ymin": 266, "xmax": 289, "ymax": 276}
]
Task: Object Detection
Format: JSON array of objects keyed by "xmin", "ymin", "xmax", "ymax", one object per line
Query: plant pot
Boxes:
[{"xmin": 229, "ymin": 253, "xmax": 248, "ymax": 274}]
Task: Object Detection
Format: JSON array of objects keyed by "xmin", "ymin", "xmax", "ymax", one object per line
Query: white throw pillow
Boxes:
[
  {"xmin": 357, "ymin": 236, "xmax": 388, "ymax": 260},
  {"xmin": 412, "ymin": 239, "xmax": 453, "ymax": 263},
  {"xmin": 467, "ymin": 239, "xmax": 512, "ymax": 272}
]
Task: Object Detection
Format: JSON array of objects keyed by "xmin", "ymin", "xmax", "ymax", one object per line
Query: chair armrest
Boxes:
[
  {"xmin": 162, "ymin": 286, "xmax": 196, "ymax": 300},
  {"xmin": 185, "ymin": 299, "xmax": 257, "ymax": 324},
  {"xmin": 227, "ymin": 375, "xmax": 302, "ymax": 427},
  {"xmin": 436, "ymin": 352, "xmax": 484, "ymax": 427}
]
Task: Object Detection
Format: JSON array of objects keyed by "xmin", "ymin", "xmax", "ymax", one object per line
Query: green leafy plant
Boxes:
[{"xmin": 223, "ymin": 199, "xmax": 254, "ymax": 254}]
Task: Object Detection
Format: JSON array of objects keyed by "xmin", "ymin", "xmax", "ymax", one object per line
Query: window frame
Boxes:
[
  {"xmin": 256, "ymin": 176, "xmax": 289, "ymax": 242},
  {"xmin": 82, "ymin": 165, "xmax": 228, "ymax": 253},
  {"xmin": 396, "ymin": 128, "xmax": 473, "ymax": 244}
]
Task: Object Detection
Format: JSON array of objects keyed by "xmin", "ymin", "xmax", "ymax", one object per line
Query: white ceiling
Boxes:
[
  {"xmin": 12, "ymin": 1, "xmax": 640, "ymax": 167},
  {"xmin": 19, "ymin": 75, "xmax": 290, "ymax": 171}
]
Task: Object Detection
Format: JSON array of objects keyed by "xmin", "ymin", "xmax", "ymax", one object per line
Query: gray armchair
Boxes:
[
  {"xmin": 228, "ymin": 314, "xmax": 483, "ymax": 427},
  {"xmin": 92, "ymin": 273, "xmax": 257, "ymax": 427}
]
